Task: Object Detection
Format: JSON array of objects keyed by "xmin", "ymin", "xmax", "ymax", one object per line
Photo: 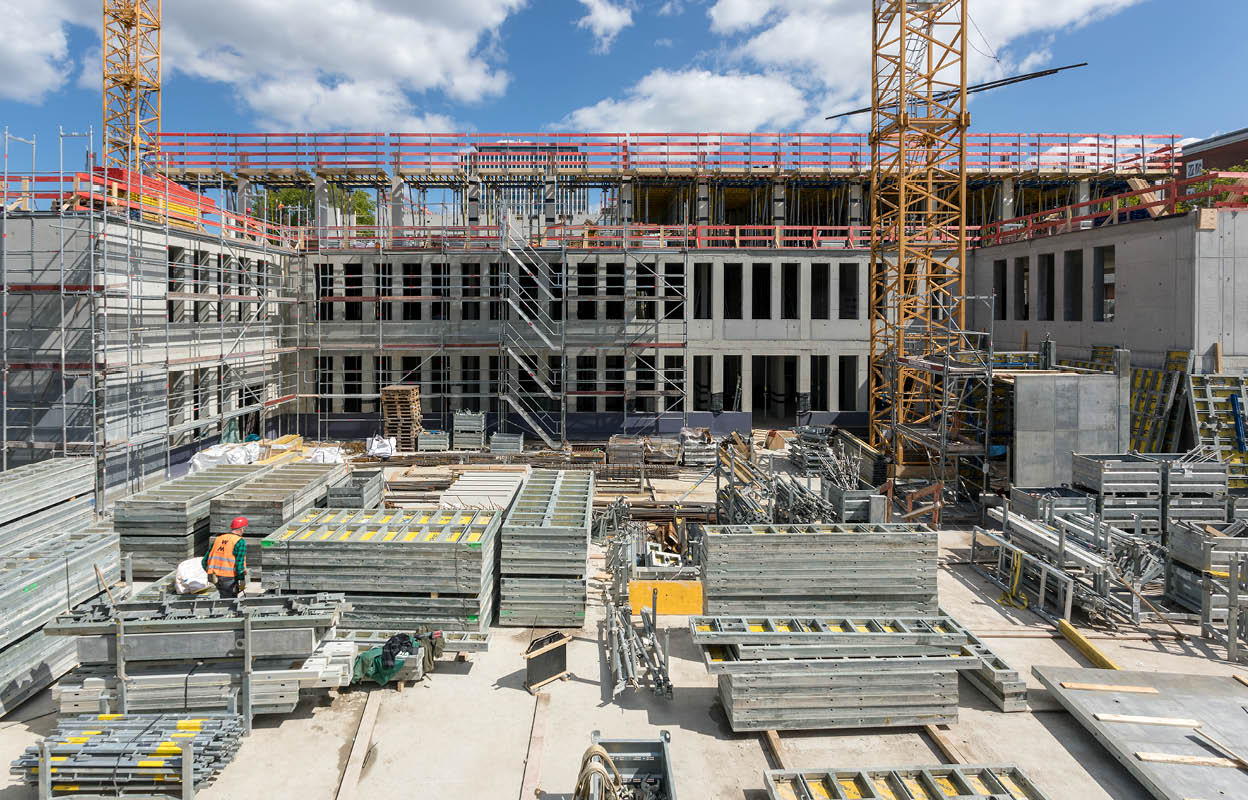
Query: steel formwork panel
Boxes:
[{"xmin": 764, "ymin": 764, "xmax": 1052, "ymax": 800}]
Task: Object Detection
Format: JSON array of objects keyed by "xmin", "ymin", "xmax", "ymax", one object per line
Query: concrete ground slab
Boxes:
[{"xmin": 1, "ymin": 530, "xmax": 1244, "ymax": 799}]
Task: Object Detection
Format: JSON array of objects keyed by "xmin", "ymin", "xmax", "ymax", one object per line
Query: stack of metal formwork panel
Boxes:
[
  {"xmin": 938, "ymin": 610, "xmax": 1030, "ymax": 712},
  {"xmin": 114, "ymin": 463, "xmax": 269, "ymax": 577},
  {"xmin": 1165, "ymin": 520, "xmax": 1248, "ymax": 617},
  {"xmin": 326, "ymin": 468, "xmax": 385, "ymax": 509},
  {"xmin": 1149, "ymin": 454, "xmax": 1229, "ymax": 530},
  {"xmin": 46, "ymin": 593, "xmax": 350, "ymax": 716},
  {"xmin": 0, "ymin": 457, "xmax": 94, "ymax": 527},
  {"xmin": 1009, "ymin": 486, "xmax": 1096, "ymax": 520},
  {"xmin": 261, "ymin": 507, "xmax": 502, "ymax": 631},
  {"xmin": 11, "ymin": 713, "xmax": 245, "ymax": 795},
  {"xmin": 209, "ymin": 461, "xmax": 348, "ymax": 542},
  {"xmin": 1072, "ymin": 453, "xmax": 1164, "ymax": 534},
  {"xmin": 689, "ymin": 615, "xmax": 969, "ymax": 731},
  {"xmin": 700, "ymin": 524, "xmax": 938, "ymax": 616},
  {"xmin": 452, "ymin": 410, "xmax": 486, "ymax": 451},
  {"xmin": 763, "ymin": 765, "xmax": 1053, "ymax": 800},
  {"xmin": 439, "ymin": 470, "xmax": 527, "ymax": 510},
  {"xmin": 498, "ymin": 469, "xmax": 594, "ymax": 627}
]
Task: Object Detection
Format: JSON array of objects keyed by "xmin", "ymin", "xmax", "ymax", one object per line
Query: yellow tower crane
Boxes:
[
  {"xmin": 102, "ymin": 0, "xmax": 162, "ymax": 171},
  {"xmin": 867, "ymin": 0, "xmax": 969, "ymax": 462}
]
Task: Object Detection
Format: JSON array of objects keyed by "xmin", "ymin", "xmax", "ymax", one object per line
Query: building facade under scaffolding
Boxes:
[{"xmin": 0, "ymin": 129, "xmax": 1183, "ymax": 491}]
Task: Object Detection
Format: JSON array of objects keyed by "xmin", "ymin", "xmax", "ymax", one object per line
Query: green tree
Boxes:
[{"xmin": 253, "ymin": 186, "xmax": 376, "ymax": 226}]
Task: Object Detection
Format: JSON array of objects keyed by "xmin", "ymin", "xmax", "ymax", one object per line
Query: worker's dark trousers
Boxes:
[{"xmin": 216, "ymin": 577, "xmax": 239, "ymax": 598}]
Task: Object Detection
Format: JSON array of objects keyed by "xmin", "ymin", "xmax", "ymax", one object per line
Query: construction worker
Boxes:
[{"xmin": 203, "ymin": 516, "xmax": 249, "ymax": 598}]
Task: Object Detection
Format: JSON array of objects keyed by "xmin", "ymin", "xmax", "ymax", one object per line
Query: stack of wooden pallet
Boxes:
[{"xmin": 381, "ymin": 384, "xmax": 424, "ymax": 451}]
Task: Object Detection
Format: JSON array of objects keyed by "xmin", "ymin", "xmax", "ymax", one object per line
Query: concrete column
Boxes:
[
  {"xmin": 848, "ymin": 182, "xmax": 865, "ymax": 228},
  {"xmin": 771, "ymin": 179, "xmax": 786, "ymax": 225},
  {"xmin": 235, "ymin": 178, "xmax": 251, "ymax": 241},
  {"xmin": 710, "ymin": 352, "xmax": 724, "ymax": 413},
  {"xmin": 542, "ymin": 176, "xmax": 557, "ymax": 239},
  {"xmin": 390, "ymin": 176, "xmax": 406, "ymax": 238},
  {"xmin": 362, "ymin": 357, "xmax": 377, "ymax": 415},
  {"xmin": 770, "ymin": 264, "xmax": 782, "ymax": 322},
  {"xmin": 742, "ymin": 264, "xmax": 753, "ymax": 321},
  {"xmin": 740, "ymin": 354, "xmax": 752, "ymax": 413},
  {"xmin": 597, "ymin": 355, "xmax": 607, "ymax": 415},
  {"xmin": 796, "ymin": 353, "xmax": 810, "ymax": 422},
  {"xmin": 1114, "ymin": 349, "xmax": 1132, "ymax": 450},
  {"xmin": 998, "ymin": 177, "xmax": 1016, "ymax": 222},
  {"xmin": 799, "ymin": 262, "xmax": 812, "ymax": 339},
  {"xmin": 1078, "ymin": 179, "xmax": 1092, "ymax": 229},
  {"xmin": 450, "ymin": 356, "xmax": 464, "ymax": 412},
  {"xmin": 331, "ymin": 356, "xmax": 344, "ymax": 415},
  {"xmin": 619, "ymin": 180, "xmax": 634, "ymax": 227},
  {"xmin": 467, "ymin": 178, "xmax": 481, "ymax": 227},
  {"xmin": 768, "ymin": 355, "xmax": 785, "ymax": 418},
  {"xmin": 695, "ymin": 179, "xmax": 710, "ymax": 227},
  {"xmin": 712, "ymin": 260, "xmax": 725, "ymax": 340},
  {"xmin": 313, "ymin": 176, "xmax": 335, "ymax": 238}
]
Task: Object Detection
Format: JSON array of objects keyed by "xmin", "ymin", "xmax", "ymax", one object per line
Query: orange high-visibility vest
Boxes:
[{"xmin": 205, "ymin": 532, "xmax": 242, "ymax": 578}]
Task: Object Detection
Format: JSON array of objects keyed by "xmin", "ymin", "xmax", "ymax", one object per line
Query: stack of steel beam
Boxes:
[
  {"xmin": 114, "ymin": 463, "xmax": 269, "ymax": 577},
  {"xmin": 261, "ymin": 507, "xmax": 502, "ymax": 631},
  {"xmin": 326, "ymin": 468, "xmax": 385, "ymax": 509},
  {"xmin": 209, "ymin": 461, "xmax": 348, "ymax": 543},
  {"xmin": 1072, "ymin": 453, "xmax": 1164, "ymax": 534},
  {"xmin": 11, "ymin": 713, "xmax": 245, "ymax": 795},
  {"xmin": 46, "ymin": 593, "xmax": 350, "ymax": 715},
  {"xmin": 452, "ymin": 410, "xmax": 486, "ymax": 451},
  {"xmin": 700, "ymin": 523, "xmax": 938, "ymax": 616},
  {"xmin": 439, "ymin": 471, "xmax": 527, "ymax": 510},
  {"xmin": 689, "ymin": 614, "xmax": 969, "ymax": 731},
  {"xmin": 498, "ymin": 469, "xmax": 594, "ymax": 627},
  {"xmin": 763, "ymin": 765, "xmax": 1053, "ymax": 800}
]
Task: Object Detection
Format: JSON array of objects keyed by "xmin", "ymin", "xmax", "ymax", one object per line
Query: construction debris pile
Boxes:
[
  {"xmin": 11, "ymin": 713, "xmax": 244, "ymax": 796},
  {"xmin": 381, "ymin": 384, "xmax": 424, "ymax": 450},
  {"xmin": 262, "ymin": 507, "xmax": 502, "ymax": 632},
  {"xmin": 499, "ymin": 469, "xmax": 594, "ymax": 626},
  {"xmin": 47, "ymin": 592, "xmax": 351, "ymax": 716},
  {"xmin": 0, "ymin": 458, "xmax": 117, "ymax": 716}
]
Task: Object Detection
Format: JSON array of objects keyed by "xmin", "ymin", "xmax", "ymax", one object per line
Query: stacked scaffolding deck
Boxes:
[
  {"xmin": 114, "ymin": 463, "xmax": 271, "ymax": 577},
  {"xmin": 46, "ymin": 593, "xmax": 351, "ymax": 716},
  {"xmin": 11, "ymin": 713, "xmax": 245, "ymax": 796},
  {"xmin": 499, "ymin": 469, "xmax": 594, "ymax": 627},
  {"xmin": 700, "ymin": 524, "xmax": 938, "ymax": 616},
  {"xmin": 209, "ymin": 461, "xmax": 349, "ymax": 543},
  {"xmin": 763, "ymin": 765, "xmax": 1053, "ymax": 800},
  {"xmin": 261, "ymin": 507, "xmax": 501, "ymax": 631},
  {"xmin": 439, "ymin": 470, "xmax": 527, "ymax": 510},
  {"xmin": 0, "ymin": 457, "xmax": 94, "ymax": 528},
  {"xmin": 690, "ymin": 614, "xmax": 969, "ymax": 731}
]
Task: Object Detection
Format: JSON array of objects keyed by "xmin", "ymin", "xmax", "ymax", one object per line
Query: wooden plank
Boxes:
[
  {"xmin": 761, "ymin": 730, "xmax": 787, "ymax": 770},
  {"xmin": 1135, "ymin": 752, "xmax": 1240, "ymax": 769},
  {"xmin": 1094, "ymin": 713, "xmax": 1202, "ymax": 727},
  {"xmin": 923, "ymin": 724, "xmax": 969, "ymax": 765},
  {"xmin": 518, "ymin": 692, "xmax": 551, "ymax": 800},
  {"xmin": 1058, "ymin": 620, "xmax": 1122, "ymax": 670},
  {"xmin": 336, "ymin": 690, "xmax": 383, "ymax": 800},
  {"xmin": 1233, "ymin": 674, "xmax": 1248, "ymax": 689},
  {"xmin": 1060, "ymin": 681, "xmax": 1159, "ymax": 694},
  {"xmin": 1194, "ymin": 728, "xmax": 1248, "ymax": 769}
]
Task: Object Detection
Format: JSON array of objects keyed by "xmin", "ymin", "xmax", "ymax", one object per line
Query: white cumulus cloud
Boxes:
[
  {"xmin": 560, "ymin": 69, "xmax": 805, "ymax": 131},
  {"xmin": 0, "ymin": 0, "xmax": 95, "ymax": 103},
  {"xmin": 576, "ymin": 0, "xmax": 634, "ymax": 53}
]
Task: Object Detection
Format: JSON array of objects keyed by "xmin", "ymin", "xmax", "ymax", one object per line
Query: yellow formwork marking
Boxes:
[
  {"xmin": 836, "ymin": 778, "xmax": 864, "ymax": 798},
  {"xmin": 770, "ymin": 779, "xmax": 801, "ymax": 800},
  {"xmin": 998, "ymin": 774, "xmax": 1028, "ymax": 797},
  {"xmin": 383, "ymin": 531, "xmax": 397, "ymax": 542},
  {"xmin": 402, "ymin": 531, "xmax": 418, "ymax": 542},
  {"xmin": 871, "ymin": 777, "xmax": 901, "ymax": 799}
]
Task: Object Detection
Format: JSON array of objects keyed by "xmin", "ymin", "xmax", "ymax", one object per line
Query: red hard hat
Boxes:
[{"xmin": 230, "ymin": 516, "xmax": 249, "ymax": 530}]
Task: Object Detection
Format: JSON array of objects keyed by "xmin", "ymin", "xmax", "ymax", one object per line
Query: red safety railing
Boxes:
[
  {"xmin": 979, "ymin": 172, "xmax": 1248, "ymax": 246},
  {"xmin": 157, "ymin": 132, "xmax": 1182, "ymax": 176}
]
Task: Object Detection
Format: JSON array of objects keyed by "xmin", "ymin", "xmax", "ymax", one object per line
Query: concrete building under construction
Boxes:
[{"xmin": 1, "ymin": 131, "xmax": 1186, "ymax": 493}]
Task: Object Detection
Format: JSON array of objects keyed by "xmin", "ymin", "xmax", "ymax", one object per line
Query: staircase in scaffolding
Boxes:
[{"xmin": 499, "ymin": 215, "xmax": 564, "ymax": 449}]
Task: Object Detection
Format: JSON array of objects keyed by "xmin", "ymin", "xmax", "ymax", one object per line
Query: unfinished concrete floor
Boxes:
[{"xmin": 2, "ymin": 530, "xmax": 1244, "ymax": 799}]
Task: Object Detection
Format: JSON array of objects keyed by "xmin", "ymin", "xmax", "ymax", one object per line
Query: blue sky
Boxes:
[{"xmin": 2, "ymin": 0, "xmax": 1246, "ymax": 172}]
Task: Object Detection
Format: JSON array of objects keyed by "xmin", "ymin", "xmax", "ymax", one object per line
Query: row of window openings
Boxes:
[
  {"xmin": 992, "ymin": 246, "xmax": 1116, "ymax": 323},
  {"xmin": 313, "ymin": 262, "xmax": 862, "ymax": 323},
  {"xmin": 318, "ymin": 354, "xmax": 858, "ymax": 414}
]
